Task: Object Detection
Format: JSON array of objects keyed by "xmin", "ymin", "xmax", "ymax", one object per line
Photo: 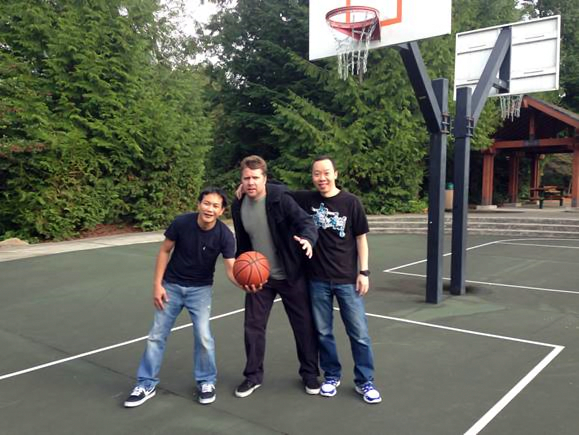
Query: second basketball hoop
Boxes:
[{"xmin": 326, "ymin": 6, "xmax": 381, "ymax": 80}]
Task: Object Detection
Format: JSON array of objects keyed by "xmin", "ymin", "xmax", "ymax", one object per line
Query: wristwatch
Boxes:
[{"xmin": 359, "ymin": 270, "xmax": 370, "ymax": 277}]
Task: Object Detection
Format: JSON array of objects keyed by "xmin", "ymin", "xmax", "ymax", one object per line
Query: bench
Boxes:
[{"xmin": 538, "ymin": 186, "xmax": 565, "ymax": 209}]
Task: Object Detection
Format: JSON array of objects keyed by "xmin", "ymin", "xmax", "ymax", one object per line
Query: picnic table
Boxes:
[{"xmin": 530, "ymin": 185, "xmax": 565, "ymax": 208}]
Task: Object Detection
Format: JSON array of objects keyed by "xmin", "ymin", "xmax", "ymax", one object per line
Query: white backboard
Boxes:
[
  {"xmin": 309, "ymin": 0, "xmax": 452, "ymax": 61},
  {"xmin": 454, "ymin": 15, "xmax": 560, "ymax": 98}
]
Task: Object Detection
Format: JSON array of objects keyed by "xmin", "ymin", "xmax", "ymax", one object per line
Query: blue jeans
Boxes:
[
  {"xmin": 136, "ymin": 281, "xmax": 216, "ymax": 389},
  {"xmin": 309, "ymin": 279, "xmax": 374, "ymax": 386}
]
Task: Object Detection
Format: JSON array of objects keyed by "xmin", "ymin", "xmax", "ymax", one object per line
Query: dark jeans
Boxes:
[{"xmin": 243, "ymin": 276, "xmax": 319, "ymax": 384}]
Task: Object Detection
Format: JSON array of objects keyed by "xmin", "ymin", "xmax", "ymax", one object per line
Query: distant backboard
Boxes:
[
  {"xmin": 454, "ymin": 15, "xmax": 560, "ymax": 98},
  {"xmin": 309, "ymin": 0, "xmax": 452, "ymax": 61}
]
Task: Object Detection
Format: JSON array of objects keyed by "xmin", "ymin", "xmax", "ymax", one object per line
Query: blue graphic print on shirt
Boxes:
[{"xmin": 312, "ymin": 203, "xmax": 347, "ymax": 238}]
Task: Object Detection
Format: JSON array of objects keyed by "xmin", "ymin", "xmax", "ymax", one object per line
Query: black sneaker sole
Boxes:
[
  {"xmin": 198, "ymin": 395, "xmax": 216, "ymax": 405},
  {"xmin": 124, "ymin": 390, "xmax": 156, "ymax": 408},
  {"xmin": 235, "ymin": 383, "xmax": 261, "ymax": 398}
]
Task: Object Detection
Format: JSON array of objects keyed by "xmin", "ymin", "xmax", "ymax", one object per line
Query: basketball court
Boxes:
[
  {"xmin": 2, "ymin": 1, "xmax": 574, "ymax": 434},
  {"xmin": 1, "ymin": 233, "xmax": 579, "ymax": 434}
]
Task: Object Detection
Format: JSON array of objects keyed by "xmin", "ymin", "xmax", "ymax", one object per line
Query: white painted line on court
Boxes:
[
  {"xmin": 384, "ymin": 239, "xmax": 503, "ymax": 273},
  {"xmin": 497, "ymin": 241, "xmax": 579, "ymax": 250},
  {"xmin": 464, "ymin": 345, "xmax": 564, "ymax": 435},
  {"xmin": 361, "ymin": 310, "xmax": 565, "ymax": 435},
  {"xmin": 386, "ymin": 270, "xmax": 579, "ymax": 295},
  {"xmin": 0, "ymin": 307, "xmax": 247, "ymax": 382},
  {"xmin": 380, "ymin": 236, "xmax": 575, "ymax": 433},
  {"xmin": 384, "ymin": 237, "xmax": 579, "ymax": 274},
  {"xmin": 364, "ymin": 311, "xmax": 560, "ymax": 348}
]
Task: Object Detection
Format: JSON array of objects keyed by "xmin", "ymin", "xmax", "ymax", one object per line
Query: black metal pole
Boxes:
[
  {"xmin": 450, "ymin": 87, "xmax": 472, "ymax": 295},
  {"xmin": 426, "ymin": 78, "xmax": 449, "ymax": 303}
]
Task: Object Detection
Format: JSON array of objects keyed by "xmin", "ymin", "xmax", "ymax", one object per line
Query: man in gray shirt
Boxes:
[{"xmin": 231, "ymin": 155, "xmax": 320, "ymax": 397}]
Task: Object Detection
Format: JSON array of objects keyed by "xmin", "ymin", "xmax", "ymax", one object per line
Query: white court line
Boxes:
[
  {"xmin": 364, "ymin": 311, "xmax": 560, "ymax": 348},
  {"xmin": 0, "ymin": 307, "xmax": 246, "ymax": 382},
  {"xmin": 381, "ymin": 236, "xmax": 577, "ymax": 433},
  {"xmin": 339, "ymin": 309, "xmax": 565, "ymax": 435},
  {"xmin": 464, "ymin": 345, "xmax": 564, "ymax": 435},
  {"xmin": 497, "ymin": 241, "xmax": 579, "ymax": 250},
  {"xmin": 386, "ymin": 270, "xmax": 579, "ymax": 295}
]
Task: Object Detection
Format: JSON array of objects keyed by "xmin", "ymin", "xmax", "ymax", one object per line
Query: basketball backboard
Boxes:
[
  {"xmin": 454, "ymin": 15, "xmax": 560, "ymax": 98},
  {"xmin": 309, "ymin": 0, "xmax": 452, "ymax": 61}
]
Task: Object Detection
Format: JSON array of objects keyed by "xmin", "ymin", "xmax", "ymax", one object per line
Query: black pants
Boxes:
[{"xmin": 243, "ymin": 276, "xmax": 319, "ymax": 384}]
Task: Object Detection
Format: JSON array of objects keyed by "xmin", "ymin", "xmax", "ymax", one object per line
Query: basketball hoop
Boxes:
[
  {"xmin": 499, "ymin": 94, "xmax": 523, "ymax": 121},
  {"xmin": 326, "ymin": 6, "xmax": 381, "ymax": 80}
]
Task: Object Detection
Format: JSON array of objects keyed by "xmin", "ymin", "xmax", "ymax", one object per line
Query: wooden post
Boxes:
[
  {"xmin": 530, "ymin": 154, "xmax": 541, "ymax": 201},
  {"xmin": 507, "ymin": 153, "xmax": 520, "ymax": 203},
  {"xmin": 481, "ymin": 149, "xmax": 495, "ymax": 206},
  {"xmin": 572, "ymin": 146, "xmax": 579, "ymax": 208}
]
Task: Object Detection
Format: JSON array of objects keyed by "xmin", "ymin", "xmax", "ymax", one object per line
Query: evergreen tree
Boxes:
[{"xmin": 0, "ymin": 0, "xmax": 212, "ymax": 240}]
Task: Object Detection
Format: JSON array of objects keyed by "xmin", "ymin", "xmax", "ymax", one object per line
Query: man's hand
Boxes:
[
  {"xmin": 235, "ymin": 183, "xmax": 244, "ymax": 200},
  {"xmin": 293, "ymin": 236, "xmax": 313, "ymax": 258},
  {"xmin": 153, "ymin": 283, "xmax": 169, "ymax": 310},
  {"xmin": 356, "ymin": 274, "xmax": 369, "ymax": 296},
  {"xmin": 242, "ymin": 283, "xmax": 265, "ymax": 294}
]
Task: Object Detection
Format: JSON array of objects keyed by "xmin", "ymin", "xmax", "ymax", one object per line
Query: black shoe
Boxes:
[
  {"xmin": 124, "ymin": 385, "xmax": 156, "ymax": 408},
  {"xmin": 304, "ymin": 378, "xmax": 321, "ymax": 395},
  {"xmin": 235, "ymin": 379, "xmax": 261, "ymax": 398},
  {"xmin": 198, "ymin": 383, "xmax": 216, "ymax": 405}
]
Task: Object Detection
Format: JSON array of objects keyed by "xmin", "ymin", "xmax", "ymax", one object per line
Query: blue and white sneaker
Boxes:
[
  {"xmin": 355, "ymin": 382, "xmax": 382, "ymax": 404},
  {"xmin": 320, "ymin": 379, "xmax": 341, "ymax": 397},
  {"xmin": 124, "ymin": 385, "xmax": 156, "ymax": 408}
]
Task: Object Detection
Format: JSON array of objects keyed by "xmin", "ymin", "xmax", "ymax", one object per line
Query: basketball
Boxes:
[{"xmin": 233, "ymin": 251, "xmax": 270, "ymax": 287}]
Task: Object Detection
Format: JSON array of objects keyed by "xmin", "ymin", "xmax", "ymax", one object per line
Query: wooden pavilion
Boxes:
[{"xmin": 480, "ymin": 95, "xmax": 579, "ymax": 208}]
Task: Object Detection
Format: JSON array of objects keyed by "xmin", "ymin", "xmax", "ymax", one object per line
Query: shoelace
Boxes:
[
  {"xmin": 131, "ymin": 386, "xmax": 147, "ymax": 396},
  {"xmin": 360, "ymin": 383, "xmax": 374, "ymax": 393},
  {"xmin": 201, "ymin": 384, "xmax": 214, "ymax": 393},
  {"xmin": 325, "ymin": 379, "xmax": 339, "ymax": 386}
]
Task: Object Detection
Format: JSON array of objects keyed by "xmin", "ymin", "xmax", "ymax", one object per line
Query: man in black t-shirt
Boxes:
[
  {"xmin": 124, "ymin": 187, "xmax": 237, "ymax": 408},
  {"xmin": 292, "ymin": 156, "xmax": 382, "ymax": 404}
]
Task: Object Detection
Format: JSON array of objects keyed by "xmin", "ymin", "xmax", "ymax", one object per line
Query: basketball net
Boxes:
[
  {"xmin": 499, "ymin": 94, "xmax": 523, "ymax": 121},
  {"xmin": 326, "ymin": 7, "xmax": 380, "ymax": 80}
]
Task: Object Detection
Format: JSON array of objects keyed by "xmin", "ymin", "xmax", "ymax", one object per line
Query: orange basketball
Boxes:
[{"xmin": 233, "ymin": 251, "xmax": 270, "ymax": 287}]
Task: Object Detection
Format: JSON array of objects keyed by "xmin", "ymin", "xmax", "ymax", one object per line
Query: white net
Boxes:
[
  {"xmin": 329, "ymin": 10, "xmax": 378, "ymax": 80},
  {"xmin": 499, "ymin": 94, "xmax": 524, "ymax": 121}
]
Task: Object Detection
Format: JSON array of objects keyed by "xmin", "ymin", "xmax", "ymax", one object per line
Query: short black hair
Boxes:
[
  {"xmin": 312, "ymin": 155, "xmax": 337, "ymax": 171},
  {"xmin": 198, "ymin": 187, "xmax": 228, "ymax": 208}
]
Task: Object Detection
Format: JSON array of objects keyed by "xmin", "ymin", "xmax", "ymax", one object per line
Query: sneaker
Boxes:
[
  {"xmin": 198, "ymin": 383, "xmax": 216, "ymax": 405},
  {"xmin": 304, "ymin": 378, "xmax": 321, "ymax": 395},
  {"xmin": 235, "ymin": 379, "xmax": 261, "ymax": 398},
  {"xmin": 124, "ymin": 385, "xmax": 156, "ymax": 408},
  {"xmin": 355, "ymin": 382, "xmax": 382, "ymax": 404},
  {"xmin": 320, "ymin": 379, "xmax": 341, "ymax": 397}
]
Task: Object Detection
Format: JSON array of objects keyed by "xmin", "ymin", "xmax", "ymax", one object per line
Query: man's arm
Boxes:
[
  {"xmin": 223, "ymin": 258, "xmax": 239, "ymax": 287},
  {"xmin": 282, "ymin": 192, "xmax": 319, "ymax": 251},
  {"xmin": 153, "ymin": 238, "xmax": 175, "ymax": 310},
  {"xmin": 356, "ymin": 233, "xmax": 369, "ymax": 296}
]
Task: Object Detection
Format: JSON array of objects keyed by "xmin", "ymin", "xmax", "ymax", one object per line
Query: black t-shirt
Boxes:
[
  {"xmin": 293, "ymin": 190, "xmax": 369, "ymax": 284},
  {"xmin": 163, "ymin": 213, "xmax": 235, "ymax": 287}
]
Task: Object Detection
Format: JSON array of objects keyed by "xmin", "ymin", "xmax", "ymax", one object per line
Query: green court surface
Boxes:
[{"xmin": 1, "ymin": 234, "xmax": 578, "ymax": 434}]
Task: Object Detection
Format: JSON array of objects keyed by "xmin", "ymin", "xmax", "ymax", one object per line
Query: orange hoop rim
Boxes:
[{"xmin": 326, "ymin": 6, "xmax": 381, "ymax": 40}]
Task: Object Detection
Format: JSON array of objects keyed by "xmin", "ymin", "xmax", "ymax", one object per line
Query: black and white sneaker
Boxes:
[
  {"xmin": 198, "ymin": 383, "xmax": 216, "ymax": 405},
  {"xmin": 124, "ymin": 385, "xmax": 156, "ymax": 408},
  {"xmin": 304, "ymin": 378, "xmax": 321, "ymax": 395},
  {"xmin": 234, "ymin": 379, "xmax": 261, "ymax": 398}
]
